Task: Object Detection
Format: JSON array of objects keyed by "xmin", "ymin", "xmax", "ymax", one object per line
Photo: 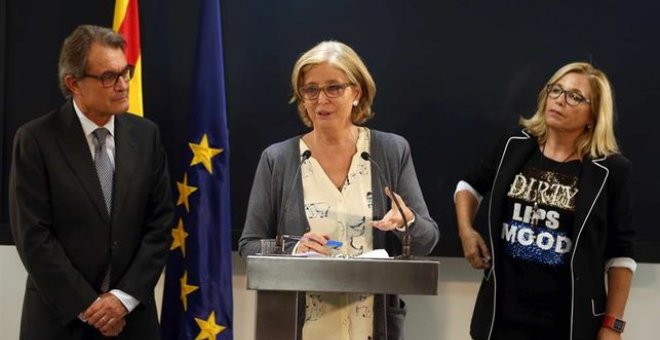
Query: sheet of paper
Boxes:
[
  {"xmin": 291, "ymin": 251, "xmax": 327, "ymax": 257},
  {"xmin": 289, "ymin": 249, "xmax": 390, "ymax": 258},
  {"xmin": 356, "ymin": 249, "xmax": 390, "ymax": 258}
]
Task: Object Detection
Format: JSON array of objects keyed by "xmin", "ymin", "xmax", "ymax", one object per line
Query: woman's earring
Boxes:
[{"xmin": 352, "ymin": 100, "xmax": 359, "ymax": 107}]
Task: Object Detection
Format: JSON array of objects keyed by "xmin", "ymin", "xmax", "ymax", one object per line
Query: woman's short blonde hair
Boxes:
[
  {"xmin": 289, "ymin": 41, "xmax": 376, "ymax": 127},
  {"xmin": 520, "ymin": 62, "xmax": 619, "ymax": 158}
]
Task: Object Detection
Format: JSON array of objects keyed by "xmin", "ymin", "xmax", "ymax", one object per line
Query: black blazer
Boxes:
[
  {"xmin": 464, "ymin": 130, "xmax": 635, "ymax": 340},
  {"xmin": 9, "ymin": 100, "xmax": 175, "ymax": 339}
]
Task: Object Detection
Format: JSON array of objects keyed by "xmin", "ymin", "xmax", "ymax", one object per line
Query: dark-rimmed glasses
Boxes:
[
  {"xmin": 299, "ymin": 83, "xmax": 353, "ymax": 100},
  {"xmin": 82, "ymin": 65, "xmax": 135, "ymax": 88},
  {"xmin": 546, "ymin": 84, "xmax": 591, "ymax": 106}
]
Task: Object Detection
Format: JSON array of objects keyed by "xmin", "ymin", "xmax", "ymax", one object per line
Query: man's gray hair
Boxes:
[{"xmin": 58, "ymin": 25, "xmax": 126, "ymax": 97}]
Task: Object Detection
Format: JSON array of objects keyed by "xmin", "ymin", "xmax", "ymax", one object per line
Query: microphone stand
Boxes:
[
  {"xmin": 390, "ymin": 190, "xmax": 413, "ymax": 260},
  {"xmin": 273, "ymin": 234, "xmax": 286, "ymax": 255}
]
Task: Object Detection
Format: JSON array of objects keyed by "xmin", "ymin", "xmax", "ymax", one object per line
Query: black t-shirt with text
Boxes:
[{"xmin": 497, "ymin": 147, "xmax": 582, "ymax": 331}]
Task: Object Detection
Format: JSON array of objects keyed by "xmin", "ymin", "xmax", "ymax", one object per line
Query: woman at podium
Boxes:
[{"xmin": 239, "ymin": 40, "xmax": 439, "ymax": 340}]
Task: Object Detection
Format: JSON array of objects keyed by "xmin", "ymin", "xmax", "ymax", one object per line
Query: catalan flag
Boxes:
[
  {"xmin": 161, "ymin": 0, "xmax": 233, "ymax": 339},
  {"xmin": 113, "ymin": 0, "xmax": 144, "ymax": 116}
]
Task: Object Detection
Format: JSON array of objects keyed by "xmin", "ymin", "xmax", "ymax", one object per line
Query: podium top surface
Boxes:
[{"xmin": 246, "ymin": 255, "xmax": 438, "ymax": 295}]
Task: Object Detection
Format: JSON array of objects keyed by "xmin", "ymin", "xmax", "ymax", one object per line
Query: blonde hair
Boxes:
[
  {"xmin": 289, "ymin": 41, "xmax": 376, "ymax": 127},
  {"xmin": 520, "ymin": 62, "xmax": 619, "ymax": 158}
]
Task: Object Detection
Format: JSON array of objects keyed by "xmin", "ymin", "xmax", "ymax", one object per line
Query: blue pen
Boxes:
[
  {"xmin": 325, "ymin": 239, "xmax": 343, "ymax": 249},
  {"xmin": 282, "ymin": 235, "xmax": 343, "ymax": 249}
]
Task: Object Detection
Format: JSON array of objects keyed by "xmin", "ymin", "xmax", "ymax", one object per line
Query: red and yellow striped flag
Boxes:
[{"xmin": 113, "ymin": 0, "xmax": 144, "ymax": 116}]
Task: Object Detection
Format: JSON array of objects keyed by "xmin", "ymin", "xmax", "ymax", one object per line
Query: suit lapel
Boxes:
[
  {"xmin": 489, "ymin": 131, "xmax": 536, "ymax": 242},
  {"xmin": 55, "ymin": 101, "xmax": 110, "ymax": 223},
  {"xmin": 112, "ymin": 115, "xmax": 138, "ymax": 221},
  {"xmin": 572, "ymin": 157, "xmax": 608, "ymax": 241}
]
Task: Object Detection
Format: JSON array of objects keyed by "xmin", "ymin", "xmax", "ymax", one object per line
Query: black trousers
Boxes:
[{"xmin": 491, "ymin": 320, "xmax": 569, "ymax": 340}]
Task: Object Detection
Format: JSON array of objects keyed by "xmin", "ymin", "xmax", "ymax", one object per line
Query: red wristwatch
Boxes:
[{"xmin": 602, "ymin": 314, "xmax": 626, "ymax": 333}]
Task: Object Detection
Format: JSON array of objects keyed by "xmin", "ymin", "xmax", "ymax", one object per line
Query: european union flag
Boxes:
[{"xmin": 161, "ymin": 0, "xmax": 233, "ymax": 339}]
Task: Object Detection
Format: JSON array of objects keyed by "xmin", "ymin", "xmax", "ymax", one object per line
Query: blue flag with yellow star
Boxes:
[{"xmin": 161, "ymin": 0, "xmax": 232, "ymax": 339}]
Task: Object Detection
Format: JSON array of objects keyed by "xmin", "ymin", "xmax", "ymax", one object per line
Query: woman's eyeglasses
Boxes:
[
  {"xmin": 299, "ymin": 83, "xmax": 353, "ymax": 100},
  {"xmin": 546, "ymin": 84, "xmax": 591, "ymax": 106}
]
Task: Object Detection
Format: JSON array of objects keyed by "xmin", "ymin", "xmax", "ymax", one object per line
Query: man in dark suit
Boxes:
[{"xmin": 9, "ymin": 25, "xmax": 174, "ymax": 339}]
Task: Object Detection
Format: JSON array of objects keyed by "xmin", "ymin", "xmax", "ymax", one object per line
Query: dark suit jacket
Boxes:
[
  {"xmin": 9, "ymin": 100, "xmax": 175, "ymax": 339},
  {"xmin": 464, "ymin": 129, "xmax": 635, "ymax": 340}
]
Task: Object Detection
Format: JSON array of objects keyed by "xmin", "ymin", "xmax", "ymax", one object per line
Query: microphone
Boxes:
[
  {"xmin": 273, "ymin": 149, "xmax": 312, "ymax": 254},
  {"xmin": 360, "ymin": 152, "xmax": 413, "ymax": 259}
]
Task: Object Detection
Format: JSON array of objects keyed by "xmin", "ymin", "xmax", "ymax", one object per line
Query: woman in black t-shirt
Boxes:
[{"xmin": 454, "ymin": 62, "xmax": 635, "ymax": 340}]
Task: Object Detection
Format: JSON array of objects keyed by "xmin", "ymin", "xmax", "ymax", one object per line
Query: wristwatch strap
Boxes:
[{"xmin": 602, "ymin": 314, "xmax": 626, "ymax": 333}]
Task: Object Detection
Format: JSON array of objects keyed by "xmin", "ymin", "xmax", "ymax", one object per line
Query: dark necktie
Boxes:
[
  {"xmin": 93, "ymin": 128, "xmax": 113, "ymax": 291},
  {"xmin": 93, "ymin": 128, "xmax": 114, "ymax": 215}
]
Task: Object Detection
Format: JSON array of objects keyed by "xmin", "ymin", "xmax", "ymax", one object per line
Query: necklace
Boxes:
[{"xmin": 530, "ymin": 143, "xmax": 578, "ymax": 226}]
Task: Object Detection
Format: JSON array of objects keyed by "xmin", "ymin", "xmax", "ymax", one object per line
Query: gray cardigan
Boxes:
[
  {"xmin": 239, "ymin": 129, "xmax": 439, "ymax": 256},
  {"xmin": 238, "ymin": 129, "xmax": 440, "ymax": 340}
]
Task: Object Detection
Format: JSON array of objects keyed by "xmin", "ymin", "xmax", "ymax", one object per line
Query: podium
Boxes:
[{"xmin": 246, "ymin": 255, "xmax": 439, "ymax": 339}]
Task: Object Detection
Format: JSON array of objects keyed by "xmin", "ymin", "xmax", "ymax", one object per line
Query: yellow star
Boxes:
[
  {"xmin": 189, "ymin": 134, "xmax": 223, "ymax": 174},
  {"xmin": 180, "ymin": 271, "xmax": 199, "ymax": 311},
  {"xmin": 170, "ymin": 219, "xmax": 189, "ymax": 256},
  {"xmin": 177, "ymin": 172, "xmax": 198, "ymax": 212},
  {"xmin": 195, "ymin": 311, "xmax": 226, "ymax": 339}
]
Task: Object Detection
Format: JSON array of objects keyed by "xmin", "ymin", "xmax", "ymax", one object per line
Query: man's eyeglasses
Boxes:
[
  {"xmin": 299, "ymin": 83, "xmax": 353, "ymax": 100},
  {"xmin": 82, "ymin": 65, "xmax": 135, "ymax": 88},
  {"xmin": 546, "ymin": 84, "xmax": 591, "ymax": 107}
]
